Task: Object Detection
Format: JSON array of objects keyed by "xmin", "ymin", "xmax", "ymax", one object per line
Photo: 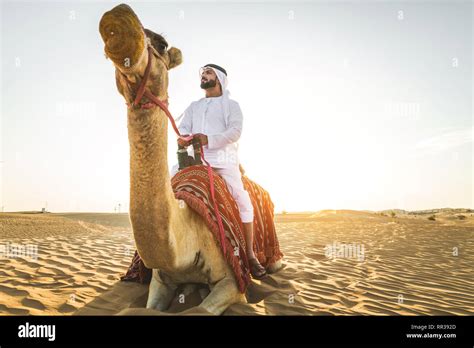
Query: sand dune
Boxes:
[{"xmin": 1, "ymin": 210, "xmax": 473, "ymax": 315}]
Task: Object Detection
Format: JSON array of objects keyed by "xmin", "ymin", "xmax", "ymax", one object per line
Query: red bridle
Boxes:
[{"xmin": 122, "ymin": 45, "xmax": 228, "ymax": 257}]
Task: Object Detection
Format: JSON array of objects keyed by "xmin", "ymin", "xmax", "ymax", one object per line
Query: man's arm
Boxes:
[
  {"xmin": 207, "ymin": 102, "xmax": 243, "ymax": 149},
  {"xmin": 177, "ymin": 104, "xmax": 193, "ymax": 146},
  {"xmin": 178, "ymin": 104, "xmax": 193, "ymax": 134}
]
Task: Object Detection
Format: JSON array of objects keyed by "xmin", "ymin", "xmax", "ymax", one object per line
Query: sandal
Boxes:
[{"xmin": 249, "ymin": 258, "xmax": 267, "ymax": 279}]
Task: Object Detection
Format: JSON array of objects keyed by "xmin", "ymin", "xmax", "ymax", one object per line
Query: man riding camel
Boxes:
[{"xmin": 171, "ymin": 64, "xmax": 267, "ymax": 279}]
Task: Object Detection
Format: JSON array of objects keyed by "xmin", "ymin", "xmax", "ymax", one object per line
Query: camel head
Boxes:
[{"xmin": 99, "ymin": 4, "xmax": 182, "ymax": 105}]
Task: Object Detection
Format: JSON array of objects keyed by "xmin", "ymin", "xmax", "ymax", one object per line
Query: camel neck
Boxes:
[{"xmin": 127, "ymin": 107, "xmax": 178, "ymax": 268}]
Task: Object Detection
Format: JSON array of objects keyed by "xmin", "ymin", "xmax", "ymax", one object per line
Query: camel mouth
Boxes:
[
  {"xmin": 99, "ymin": 4, "xmax": 145, "ymax": 67},
  {"xmin": 103, "ymin": 28, "xmax": 125, "ymax": 53}
]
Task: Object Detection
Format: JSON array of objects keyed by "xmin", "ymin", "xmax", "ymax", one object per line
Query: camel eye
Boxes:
[{"xmin": 159, "ymin": 43, "xmax": 167, "ymax": 53}]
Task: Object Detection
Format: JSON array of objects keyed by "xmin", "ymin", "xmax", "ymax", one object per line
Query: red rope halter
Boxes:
[{"xmin": 122, "ymin": 46, "xmax": 227, "ymax": 257}]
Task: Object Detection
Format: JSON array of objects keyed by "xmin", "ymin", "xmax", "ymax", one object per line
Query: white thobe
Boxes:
[
  {"xmin": 170, "ymin": 96, "xmax": 254, "ymax": 223},
  {"xmin": 178, "ymin": 95, "xmax": 242, "ymax": 169}
]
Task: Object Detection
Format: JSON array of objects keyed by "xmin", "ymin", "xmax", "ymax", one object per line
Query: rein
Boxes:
[{"xmin": 122, "ymin": 45, "xmax": 228, "ymax": 257}]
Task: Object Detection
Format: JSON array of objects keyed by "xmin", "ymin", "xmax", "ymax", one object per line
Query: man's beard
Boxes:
[{"xmin": 200, "ymin": 78, "xmax": 217, "ymax": 89}]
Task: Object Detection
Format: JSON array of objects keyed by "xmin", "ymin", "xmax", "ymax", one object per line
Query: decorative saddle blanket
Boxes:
[{"xmin": 121, "ymin": 165, "xmax": 283, "ymax": 293}]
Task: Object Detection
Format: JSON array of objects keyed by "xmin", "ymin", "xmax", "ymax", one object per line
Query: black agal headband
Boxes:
[{"xmin": 204, "ymin": 64, "xmax": 227, "ymax": 76}]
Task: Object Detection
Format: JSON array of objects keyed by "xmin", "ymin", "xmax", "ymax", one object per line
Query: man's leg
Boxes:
[
  {"xmin": 243, "ymin": 222, "xmax": 256, "ymax": 260},
  {"xmin": 242, "ymin": 220, "xmax": 266, "ymax": 278},
  {"xmin": 215, "ymin": 167, "xmax": 266, "ymax": 278}
]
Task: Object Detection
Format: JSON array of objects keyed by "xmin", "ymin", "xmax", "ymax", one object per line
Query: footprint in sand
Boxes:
[
  {"xmin": 0, "ymin": 284, "xmax": 29, "ymax": 297},
  {"xmin": 0, "ymin": 304, "xmax": 30, "ymax": 315},
  {"xmin": 58, "ymin": 303, "xmax": 77, "ymax": 313},
  {"xmin": 21, "ymin": 298, "xmax": 46, "ymax": 310}
]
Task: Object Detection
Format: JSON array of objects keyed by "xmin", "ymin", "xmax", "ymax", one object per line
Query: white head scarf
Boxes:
[{"xmin": 206, "ymin": 66, "xmax": 231, "ymax": 128}]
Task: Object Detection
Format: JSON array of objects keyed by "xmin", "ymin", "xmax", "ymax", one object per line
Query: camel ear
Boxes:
[{"xmin": 168, "ymin": 47, "xmax": 182, "ymax": 70}]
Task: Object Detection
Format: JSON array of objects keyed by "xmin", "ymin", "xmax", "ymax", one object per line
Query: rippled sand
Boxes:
[
  {"xmin": 0, "ymin": 213, "xmax": 134, "ymax": 315},
  {"xmin": 1, "ymin": 210, "xmax": 473, "ymax": 315}
]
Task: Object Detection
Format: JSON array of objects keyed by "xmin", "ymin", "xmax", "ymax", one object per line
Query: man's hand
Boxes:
[
  {"xmin": 193, "ymin": 133, "xmax": 208, "ymax": 146},
  {"xmin": 177, "ymin": 134, "xmax": 191, "ymax": 147}
]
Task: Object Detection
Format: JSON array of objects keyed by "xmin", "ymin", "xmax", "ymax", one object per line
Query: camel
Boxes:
[{"xmin": 99, "ymin": 4, "xmax": 282, "ymax": 315}]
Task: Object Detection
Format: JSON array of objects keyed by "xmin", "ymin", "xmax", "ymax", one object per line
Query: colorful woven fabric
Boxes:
[{"xmin": 121, "ymin": 165, "xmax": 283, "ymax": 293}]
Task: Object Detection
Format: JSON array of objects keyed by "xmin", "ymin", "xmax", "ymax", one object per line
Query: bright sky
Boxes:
[{"xmin": 0, "ymin": 0, "xmax": 472, "ymax": 213}]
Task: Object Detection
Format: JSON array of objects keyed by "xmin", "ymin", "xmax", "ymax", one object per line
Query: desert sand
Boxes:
[{"xmin": 0, "ymin": 209, "xmax": 473, "ymax": 315}]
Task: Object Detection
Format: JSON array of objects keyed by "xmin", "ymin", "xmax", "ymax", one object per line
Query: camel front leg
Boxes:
[
  {"xmin": 198, "ymin": 276, "xmax": 245, "ymax": 315},
  {"xmin": 146, "ymin": 269, "xmax": 177, "ymax": 310}
]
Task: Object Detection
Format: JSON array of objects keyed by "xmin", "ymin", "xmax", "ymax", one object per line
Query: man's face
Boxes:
[{"xmin": 200, "ymin": 67, "xmax": 218, "ymax": 89}]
